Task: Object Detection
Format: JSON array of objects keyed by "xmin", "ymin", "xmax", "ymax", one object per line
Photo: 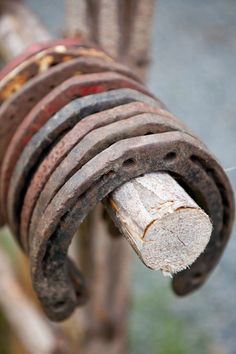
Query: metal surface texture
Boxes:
[
  {"xmin": 28, "ymin": 132, "xmax": 233, "ymax": 320},
  {"xmin": 0, "ymin": 55, "xmax": 144, "ymax": 225},
  {"xmin": 0, "ymin": 43, "xmax": 124, "ymax": 177},
  {"xmin": 0, "ymin": 74, "xmax": 151, "ymax": 225},
  {"xmin": 0, "ymin": 37, "xmax": 84, "ymax": 81},
  {"xmin": 0, "ymin": 39, "xmax": 116, "ymax": 101},
  {"xmin": 7, "ymin": 89, "xmax": 161, "ymax": 237},
  {"xmin": 0, "ymin": 45, "xmax": 103, "ymax": 103},
  {"xmin": 0, "ymin": 51, "xmax": 126, "ymax": 166},
  {"xmin": 21, "ymin": 101, "xmax": 175, "ymax": 250},
  {"xmin": 27, "ymin": 112, "xmax": 190, "ymax": 246},
  {"xmin": 0, "ymin": 40, "xmax": 234, "ymax": 322}
]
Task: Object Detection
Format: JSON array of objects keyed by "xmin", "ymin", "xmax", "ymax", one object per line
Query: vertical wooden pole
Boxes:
[
  {"xmin": 65, "ymin": 1, "xmax": 157, "ymax": 353},
  {"xmin": 0, "ymin": 246, "xmax": 70, "ymax": 354}
]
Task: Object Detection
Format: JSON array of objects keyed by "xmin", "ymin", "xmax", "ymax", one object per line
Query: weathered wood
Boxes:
[
  {"xmin": 124, "ymin": 0, "xmax": 156, "ymax": 79},
  {"xmin": 72, "ymin": 2, "xmax": 131, "ymax": 354},
  {"xmin": 98, "ymin": 0, "xmax": 120, "ymax": 57},
  {"xmin": 0, "ymin": 247, "xmax": 69, "ymax": 354},
  {"xmin": 66, "ymin": 0, "xmax": 90, "ymax": 39},
  {"xmin": 0, "ymin": 0, "xmax": 51, "ymax": 60},
  {"xmin": 74, "ymin": 206, "xmax": 131, "ymax": 354},
  {"xmin": 106, "ymin": 173, "xmax": 212, "ymax": 275}
]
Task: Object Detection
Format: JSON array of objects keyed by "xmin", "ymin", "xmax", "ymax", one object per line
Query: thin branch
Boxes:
[{"xmin": 0, "ymin": 247, "xmax": 69, "ymax": 354}]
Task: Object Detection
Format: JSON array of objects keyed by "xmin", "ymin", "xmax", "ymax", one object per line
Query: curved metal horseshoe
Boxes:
[
  {"xmin": 0, "ymin": 39, "xmax": 233, "ymax": 324},
  {"xmin": 0, "ymin": 58, "xmax": 145, "ymax": 225},
  {"xmin": 21, "ymin": 101, "xmax": 175, "ymax": 249},
  {"xmin": 0, "ymin": 37, "xmax": 85, "ymax": 81},
  {"xmin": 7, "ymin": 89, "xmax": 161, "ymax": 237},
  {"xmin": 1, "ymin": 73, "xmax": 151, "ymax": 225},
  {"xmin": 28, "ymin": 131, "xmax": 233, "ymax": 321}
]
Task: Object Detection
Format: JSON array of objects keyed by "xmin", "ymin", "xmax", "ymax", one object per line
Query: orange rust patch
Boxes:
[
  {"xmin": 62, "ymin": 55, "xmax": 75, "ymax": 62},
  {"xmin": 0, "ymin": 73, "xmax": 28, "ymax": 101},
  {"xmin": 37, "ymin": 55, "xmax": 55, "ymax": 73},
  {"xmin": 78, "ymin": 48, "xmax": 113, "ymax": 61}
]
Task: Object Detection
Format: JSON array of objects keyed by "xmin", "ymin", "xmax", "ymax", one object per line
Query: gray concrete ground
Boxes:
[{"xmin": 15, "ymin": 0, "xmax": 236, "ymax": 352}]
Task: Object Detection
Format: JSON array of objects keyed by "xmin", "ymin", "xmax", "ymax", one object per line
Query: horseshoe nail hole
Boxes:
[
  {"xmin": 27, "ymin": 97, "xmax": 35, "ymax": 103},
  {"xmin": 76, "ymin": 290, "xmax": 83, "ymax": 297},
  {"xmin": 190, "ymin": 155, "xmax": 199, "ymax": 163},
  {"xmin": 164, "ymin": 151, "xmax": 177, "ymax": 162},
  {"xmin": 191, "ymin": 272, "xmax": 204, "ymax": 285},
  {"xmin": 206, "ymin": 168, "xmax": 214, "ymax": 174},
  {"xmin": 53, "ymin": 300, "xmax": 66, "ymax": 310},
  {"xmin": 102, "ymin": 170, "xmax": 115, "ymax": 179},
  {"xmin": 123, "ymin": 158, "xmax": 136, "ymax": 168}
]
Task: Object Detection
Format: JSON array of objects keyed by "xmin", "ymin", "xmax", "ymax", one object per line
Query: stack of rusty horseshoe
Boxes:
[{"xmin": 0, "ymin": 37, "xmax": 234, "ymax": 321}]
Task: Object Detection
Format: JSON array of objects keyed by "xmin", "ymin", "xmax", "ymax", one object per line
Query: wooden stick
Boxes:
[
  {"xmin": 98, "ymin": 0, "xmax": 120, "ymax": 57},
  {"xmin": 105, "ymin": 173, "xmax": 212, "ymax": 275},
  {"xmin": 0, "ymin": 0, "xmax": 51, "ymax": 60},
  {"xmin": 65, "ymin": 0, "xmax": 90, "ymax": 39},
  {"xmin": 0, "ymin": 247, "xmax": 69, "ymax": 354},
  {"xmin": 125, "ymin": 0, "xmax": 156, "ymax": 79},
  {"xmin": 74, "ymin": 206, "xmax": 131, "ymax": 354}
]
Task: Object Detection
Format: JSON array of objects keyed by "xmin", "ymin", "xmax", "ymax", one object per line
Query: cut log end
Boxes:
[
  {"xmin": 107, "ymin": 172, "xmax": 212, "ymax": 276},
  {"xmin": 140, "ymin": 207, "xmax": 212, "ymax": 274}
]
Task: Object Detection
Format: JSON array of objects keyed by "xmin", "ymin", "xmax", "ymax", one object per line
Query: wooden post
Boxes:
[
  {"xmin": 0, "ymin": 0, "xmax": 51, "ymax": 59},
  {"xmin": 0, "ymin": 247, "xmax": 69, "ymax": 354},
  {"xmin": 64, "ymin": 1, "xmax": 212, "ymax": 354}
]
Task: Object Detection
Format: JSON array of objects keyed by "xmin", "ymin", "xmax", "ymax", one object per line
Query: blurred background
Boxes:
[{"xmin": 0, "ymin": 1, "xmax": 235, "ymax": 353}]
